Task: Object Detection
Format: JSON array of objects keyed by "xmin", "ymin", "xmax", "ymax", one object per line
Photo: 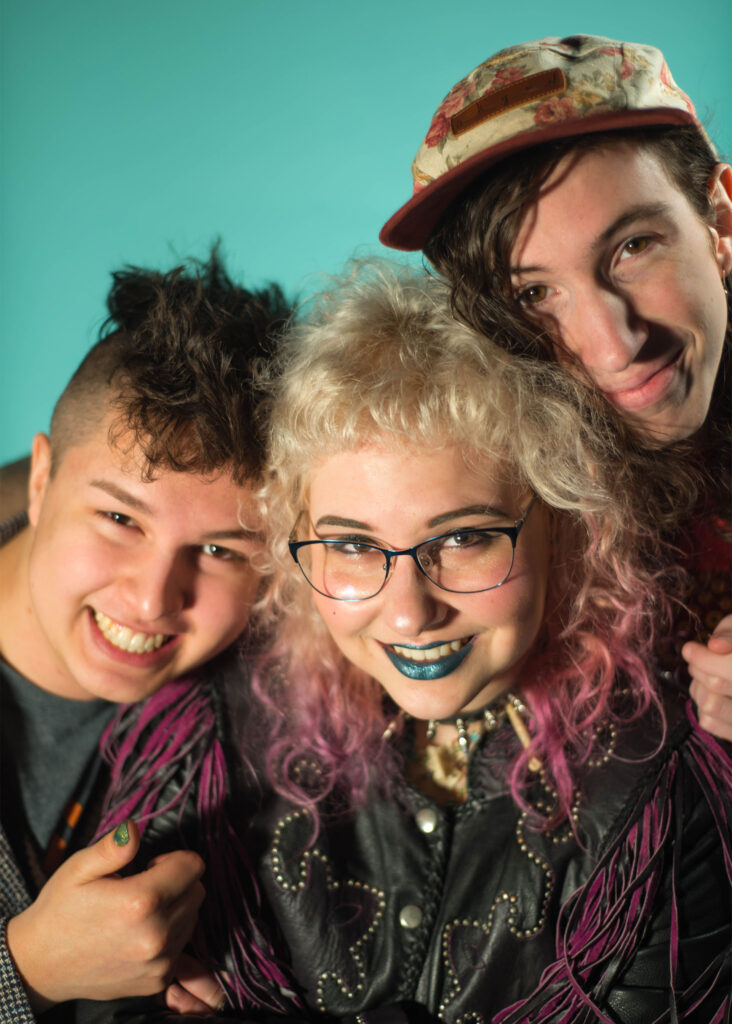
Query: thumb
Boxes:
[
  {"xmin": 707, "ymin": 635, "xmax": 732, "ymax": 655},
  {"xmin": 71, "ymin": 819, "xmax": 141, "ymax": 884}
]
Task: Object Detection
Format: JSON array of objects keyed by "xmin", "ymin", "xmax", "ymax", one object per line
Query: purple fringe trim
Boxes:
[
  {"xmin": 95, "ymin": 677, "xmax": 300, "ymax": 1013},
  {"xmin": 494, "ymin": 704, "xmax": 732, "ymax": 1024}
]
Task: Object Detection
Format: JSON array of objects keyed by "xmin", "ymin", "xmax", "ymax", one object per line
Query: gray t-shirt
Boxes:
[{"xmin": 0, "ymin": 658, "xmax": 115, "ymax": 881}]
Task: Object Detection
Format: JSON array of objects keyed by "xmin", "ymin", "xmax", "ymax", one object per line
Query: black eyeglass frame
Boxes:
[{"xmin": 288, "ymin": 495, "xmax": 537, "ymax": 601}]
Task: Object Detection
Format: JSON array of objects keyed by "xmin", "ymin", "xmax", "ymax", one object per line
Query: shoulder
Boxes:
[
  {"xmin": 131, "ymin": 653, "xmax": 259, "ymax": 859},
  {"xmin": 577, "ymin": 685, "xmax": 695, "ymax": 854}
]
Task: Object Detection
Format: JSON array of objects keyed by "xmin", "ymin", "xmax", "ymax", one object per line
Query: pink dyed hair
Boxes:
[{"xmin": 94, "ymin": 676, "xmax": 300, "ymax": 1012}]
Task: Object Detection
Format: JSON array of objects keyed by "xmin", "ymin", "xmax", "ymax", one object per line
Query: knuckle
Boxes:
[
  {"xmin": 692, "ymin": 688, "xmax": 709, "ymax": 713},
  {"xmin": 705, "ymin": 675, "xmax": 724, "ymax": 695},
  {"xmin": 127, "ymin": 888, "xmax": 162, "ymax": 921},
  {"xmin": 132, "ymin": 925, "xmax": 168, "ymax": 963},
  {"xmin": 694, "ymin": 680, "xmax": 721, "ymax": 709},
  {"xmin": 697, "ymin": 711, "xmax": 715, "ymax": 734}
]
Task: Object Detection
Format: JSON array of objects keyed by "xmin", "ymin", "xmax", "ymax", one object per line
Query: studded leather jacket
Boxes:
[{"xmin": 75, "ymin": 682, "xmax": 732, "ymax": 1024}]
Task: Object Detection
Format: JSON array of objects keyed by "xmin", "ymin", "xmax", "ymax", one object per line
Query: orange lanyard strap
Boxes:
[{"xmin": 43, "ymin": 752, "xmax": 103, "ymax": 875}]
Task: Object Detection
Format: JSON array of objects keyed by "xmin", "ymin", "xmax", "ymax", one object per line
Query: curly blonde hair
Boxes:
[{"xmin": 254, "ymin": 260, "xmax": 686, "ymax": 821}]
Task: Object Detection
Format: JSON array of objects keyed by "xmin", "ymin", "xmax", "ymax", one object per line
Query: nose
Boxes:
[
  {"xmin": 120, "ymin": 551, "xmax": 190, "ymax": 623},
  {"xmin": 564, "ymin": 286, "xmax": 648, "ymax": 374},
  {"xmin": 380, "ymin": 555, "xmax": 449, "ymax": 638}
]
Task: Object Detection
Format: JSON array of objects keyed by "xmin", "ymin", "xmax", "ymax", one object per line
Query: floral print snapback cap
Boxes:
[{"xmin": 380, "ymin": 35, "xmax": 708, "ymax": 251}]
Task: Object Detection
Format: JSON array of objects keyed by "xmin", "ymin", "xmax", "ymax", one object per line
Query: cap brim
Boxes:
[{"xmin": 380, "ymin": 107, "xmax": 698, "ymax": 252}]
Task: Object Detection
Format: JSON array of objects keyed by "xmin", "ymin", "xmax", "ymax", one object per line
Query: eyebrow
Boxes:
[
  {"xmin": 314, "ymin": 516, "xmax": 370, "ymax": 529},
  {"xmin": 592, "ymin": 202, "xmax": 670, "ymax": 251},
  {"xmin": 510, "ymin": 202, "xmax": 671, "ymax": 275},
  {"xmin": 314, "ymin": 506, "xmax": 510, "ymax": 533},
  {"xmin": 90, "ymin": 479, "xmax": 262, "ymax": 542},
  {"xmin": 90, "ymin": 479, "xmax": 153, "ymax": 515},
  {"xmin": 428, "ymin": 505, "xmax": 510, "ymax": 528},
  {"xmin": 202, "ymin": 528, "xmax": 265, "ymax": 543}
]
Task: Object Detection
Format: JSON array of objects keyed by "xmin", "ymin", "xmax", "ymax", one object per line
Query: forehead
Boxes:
[
  {"xmin": 307, "ymin": 443, "xmax": 520, "ymax": 512},
  {"xmin": 512, "ymin": 140, "xmax": 698, "ymax": 260},
  {"xmin": 52, "ymin": 417, "xmax": 254, "ymax": 511},
  {"xmin": 562, "ymin": 138, "xmax": 676, "ymax": 192}
]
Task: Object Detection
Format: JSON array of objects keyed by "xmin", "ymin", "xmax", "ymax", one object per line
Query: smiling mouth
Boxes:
[
  {"xmin": 383, "ymin": 637, "xmax": 475, "ymax": 680},
  {"xmin": 94, "ymin": 611, "xmax": 172, "ymax": 655},
  {"xmin": 602, "ymin": 349, "xmax": 684, "ymax": 412},
  {"xmin": 390, "ymin": 638, "xmax": 471, "ymax": 662}
]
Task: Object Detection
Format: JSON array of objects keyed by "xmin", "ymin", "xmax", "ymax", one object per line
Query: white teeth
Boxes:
[
  {"xmin": 94, "ymin": 611, "xmax": 168, "ymax": 654},
  {"xmin": 391, "ymin": 638, "xmax": 467, "ymax": 663}
]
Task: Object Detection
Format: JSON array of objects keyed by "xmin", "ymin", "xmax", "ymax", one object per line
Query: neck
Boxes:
[{"xmin": 399, "ymin": 692, "xmax": 539, "ymax": 771}]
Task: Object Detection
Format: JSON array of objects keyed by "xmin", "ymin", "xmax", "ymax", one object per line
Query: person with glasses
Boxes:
[
  {"xmin": 197, "ymin": 263, "xmax": 732, "ymax": 1022},
  {"xmin": 245, "ymin": 263, "xmax": 730, "ymax": 1023},
  {"xmin": 74, "ymin": 263, "xmax": 730, "ymax": 1024}
]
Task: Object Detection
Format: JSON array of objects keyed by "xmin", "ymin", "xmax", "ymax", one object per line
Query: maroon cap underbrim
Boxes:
[{"xmin": 379, "ymin": 107, "xmax": 697, "ymax": 252}]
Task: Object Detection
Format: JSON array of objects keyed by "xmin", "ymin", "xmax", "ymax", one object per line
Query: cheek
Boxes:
[
  {"xmin": 30, "ymin": 529, "xmax": 118, "ymax": 605},
  {"xmin": 515, "ymin": 586, "xmax": 547, "ymax": 648},
  {"xmin": 477, "ymin": 543, "xmax": 549, "ymax": 644},
  {"xmin": 644, "ymin": 255, "xmax": 722, "ymax": 324},
  {"xmin": 473, "ymin": 583, "xmax": 543, "ymax": 634},
  {"xmin": 312, "ymin": 594, "xmax": 371, "ymax": 642},
  {"xmin": 236, "ymin": 568, "xmax": 263, "ymax": 605},
  {"xmin": 199, "ymin": 574, "xmax": 261, "ymax": 637},
  {"xmin": 472, "ymin": 590, "xmax": 545, "ymax": 673},
  {"xmin": 694, "ymin": 275, "xmax": 729, "ymax": 353},
  {"xmin": 663, "ymin": 275, "xmax": 727, "ymax": 368}
]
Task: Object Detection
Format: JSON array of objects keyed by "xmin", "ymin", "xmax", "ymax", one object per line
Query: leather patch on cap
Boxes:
[{"xmin": 451, "ymin": 68, "xmax": 567, "ymax": 137}]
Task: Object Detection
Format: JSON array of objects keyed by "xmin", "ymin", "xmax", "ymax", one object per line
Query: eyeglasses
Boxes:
[{"xmin": 289, "ymin": 495, "xmax": 537, "ymax": 601}]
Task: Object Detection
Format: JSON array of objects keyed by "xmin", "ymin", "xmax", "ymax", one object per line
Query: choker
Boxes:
[{"xmin": 384, "ymin": 692, "xmax": 540, "ymax": 772}]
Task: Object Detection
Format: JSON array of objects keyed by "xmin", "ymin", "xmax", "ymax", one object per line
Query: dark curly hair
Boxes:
[
  {"xmin": 49, "ymin": 246, "xmax": 291, "ymax": 483},
  {"xmin": 424, "ymin": 125, "xmax": 732, "ymax": 512}
]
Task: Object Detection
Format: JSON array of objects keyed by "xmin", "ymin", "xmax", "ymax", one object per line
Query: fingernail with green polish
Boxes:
[{"xmin": 113, "ymin": 821, "xmax": 130, "ymax": 846}]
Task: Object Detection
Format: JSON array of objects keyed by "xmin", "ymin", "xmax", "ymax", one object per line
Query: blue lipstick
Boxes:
[{"xmin": 382, "ymin": 638, "xmax": 475, "ymax": 680}]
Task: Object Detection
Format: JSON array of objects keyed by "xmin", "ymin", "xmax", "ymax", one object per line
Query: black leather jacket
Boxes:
[{"xmin": 75, "ymin": 684, "xmax": 731, "ymax": 1024}]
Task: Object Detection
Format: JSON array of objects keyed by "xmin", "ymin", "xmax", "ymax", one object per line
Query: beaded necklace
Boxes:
[{"xmin": 395, "ymin": 693, "xmax": 539, "ymax": 804}]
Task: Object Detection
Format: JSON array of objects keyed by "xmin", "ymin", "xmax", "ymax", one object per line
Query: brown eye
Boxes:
[
  {"xmin": 201, "ymin": 543, "xmax": 242, "ymax": 562},
  {"xmin": 622, "ymin": 237, "xmax": 650, "ymax": 256},
  {"xmin": 102, "ymin": 511, "xmax": 136, "ymax": 528},
  {"xmin": 517, "ymin": 284, "xmax": 548, "ymax": 307}
]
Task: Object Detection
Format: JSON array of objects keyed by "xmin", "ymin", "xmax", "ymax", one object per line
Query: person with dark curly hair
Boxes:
[
  {"xmin": 0, "ymin": 250, "xmax": 291, "ymax": 1021},
  {"xmin": 380, "ymin": 35, "xmax": 732, "ymax": 744}
]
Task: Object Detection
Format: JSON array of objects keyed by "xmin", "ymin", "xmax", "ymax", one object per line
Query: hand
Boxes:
[
  {"xmin": 683, "ymin": 613, "xmax": 732, "ymax": 743},
  {"xmin": 6, "ymin": 820, "xmax": 205, "ymax": 1011},
  {"xmin": 165, "ymin": 953, "xmax": 227, "ymax": 1016}
]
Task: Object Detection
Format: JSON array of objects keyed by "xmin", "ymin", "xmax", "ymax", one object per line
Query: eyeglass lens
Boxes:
[{"xmin": 296, "ymin": 531, "xmax": 515, "ymax": 599}]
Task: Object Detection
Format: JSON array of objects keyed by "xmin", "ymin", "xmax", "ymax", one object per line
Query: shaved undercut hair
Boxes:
[{"xmin": 50, "ymin": 247, "xmax": 291, "ymax": 483}]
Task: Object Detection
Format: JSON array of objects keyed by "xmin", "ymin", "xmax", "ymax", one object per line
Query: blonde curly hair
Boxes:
[{"xmin": 253, "ymin": 260, "xmax": 687, "ymax": 820}]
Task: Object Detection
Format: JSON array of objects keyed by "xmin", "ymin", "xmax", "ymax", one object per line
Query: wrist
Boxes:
[{"xmin": 6, "ymin": 910, "xmax": 57, "ymax": 1013}]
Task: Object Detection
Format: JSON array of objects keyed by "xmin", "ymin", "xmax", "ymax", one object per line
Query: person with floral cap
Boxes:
[{"xmin": 380, "ymin": 34, "xmax": 732, "ymax": 745}]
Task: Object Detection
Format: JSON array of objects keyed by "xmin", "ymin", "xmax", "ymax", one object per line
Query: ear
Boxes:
[
  {"xmin": 27, "ymin": 433, "xmax": 52, "ymax": 527},
  {"xmin": 708, "ymin": 163, "xmax": 732, "ymax": 278}
]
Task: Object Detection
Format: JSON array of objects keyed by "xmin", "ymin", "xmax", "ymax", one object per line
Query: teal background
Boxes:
[{"xmin": 2, "ymin": 0, "xmax": 731, "ymax": 463}]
